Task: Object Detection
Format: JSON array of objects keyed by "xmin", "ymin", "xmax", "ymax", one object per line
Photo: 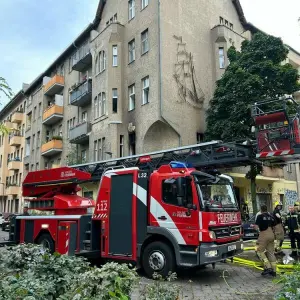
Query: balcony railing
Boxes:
[
  {"xmin": 6, "ymin": 185, "xmax": 21, "ymax": 195},
  {"xmin": 70, "ymin": 79, "xmax": 92, "ymax": 107},
  {"xmin": 69, "ymin": 121, "xmax": 91, "ymax": 144},
  {"xmin": 42, "ymin": 104, "xmax": 64, "ymax": 125},
  {"xmin": 9, "ymin": 134, "xmax": 23, "ymax": 146},
  {"xmin": 44, "ymin": 75, "xmax": 64, "ymax": 96},
  {"xmin": 72, "ymin": 43, "xmax": 92, "ymax": 72},
  {"xmin": 41, "ymin": 139, "xmax": 63, "ymax": 157},
  {"xmin": 8, "ymin": 159, "xmax": 22, "ymax": 171},
  {"xmin": 11, "ymin": 110, "xmax": 24, "ymax": 123}
]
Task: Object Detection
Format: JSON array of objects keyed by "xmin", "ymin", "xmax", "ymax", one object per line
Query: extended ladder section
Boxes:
[
  {"xmin": 70, "ymin": 140, "xmax": 255, "ymax": 181},
  {"xmin": 252, "ymin": 97, "xmax": 300, "ymax": 164},
  {"xmin": 23, "ymin": 167, "xmax": 95, "ymax": 214}
]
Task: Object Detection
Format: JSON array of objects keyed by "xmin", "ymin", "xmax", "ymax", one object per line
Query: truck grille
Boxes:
[{"xmin": 210, "ymin": 225, "xmax": 240, "ymax": 239}]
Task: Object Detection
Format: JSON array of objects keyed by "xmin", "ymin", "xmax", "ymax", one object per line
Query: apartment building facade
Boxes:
[
  {"xmin": 0, "ymin": 87, "xmax": 27, "ymax": 213},
  {"xmin": 1, "ymin": 0, "xmax": 299, "ymax": 212}
]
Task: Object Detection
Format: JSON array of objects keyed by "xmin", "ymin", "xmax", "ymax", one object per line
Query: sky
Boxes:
[{"xmin": 0, "ymin": 0, "xmax": 299, "ymax": 108}]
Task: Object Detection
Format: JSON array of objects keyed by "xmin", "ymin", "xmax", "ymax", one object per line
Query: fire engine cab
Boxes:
[{"xmin": 6, "ymin": 141, "xmax": 251, "ymax": 278}]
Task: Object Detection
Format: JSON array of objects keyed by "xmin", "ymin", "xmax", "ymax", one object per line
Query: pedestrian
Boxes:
[
  {"xmin": 255, "ymin": 204, "xmax": 276, "ymax": 277},
  {"xmin": 285, "ymin": 205, "xmax": 300, "ymax": 256},
  {"xmin": 273, "ymin": 201, "xmax": 284, "ymax": 254}
]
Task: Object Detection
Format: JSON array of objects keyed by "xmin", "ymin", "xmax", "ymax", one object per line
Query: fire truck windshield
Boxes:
[{"xmin": 194, "ymin": 176, "xmax": 239, "ymax": 212}]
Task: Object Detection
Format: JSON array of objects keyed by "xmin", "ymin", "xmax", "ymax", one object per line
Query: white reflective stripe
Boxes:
[
  {"xmin": 281, "ymin": 150, "xmax": 291, "ymax": 155},
  {"xmin": 104, "ymin": 172, "xmax": 117, "ymax": 178},
  {"xmin": 199, "ymin": 212, "xmax": 203, "ymax": 241},
  {"xmin": 150, "ymin": 196, "xmax": 186, "ymax": 245},
  {"xmin": 133, "ymin": 183, "xmax": 147, "ymax": 206},
  {"xmin": 267, "ymin": 152, "xmax": 275, "ymax": 157}
]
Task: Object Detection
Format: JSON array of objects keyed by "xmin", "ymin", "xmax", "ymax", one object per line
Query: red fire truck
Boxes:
[
  {"xmin": 6, "ymin": 141, "xmax": 252, "ymax": 278},
  {"xmin": 4, "ymin": 96, "xmax": 300, "ymax": 278}
]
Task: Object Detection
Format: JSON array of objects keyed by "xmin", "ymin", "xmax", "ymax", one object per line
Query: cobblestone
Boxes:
[{"xmin": 133, "ymin": 263, "xmax": 279, "ymax": 300}]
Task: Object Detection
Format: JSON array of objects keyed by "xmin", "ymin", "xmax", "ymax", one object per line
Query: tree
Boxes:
[
  {"xmin": 205, "ymin": 32, "xmax": 300, "ymax": 214},
  {"xmin": 0, "ymin": 77, "xmax": 13, "ymax": 135}
]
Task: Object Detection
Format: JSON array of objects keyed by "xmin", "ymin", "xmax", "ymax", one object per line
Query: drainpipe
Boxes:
[{"xmin": 158, "ymin": 0, "xmax": 182, "ymax": 146}]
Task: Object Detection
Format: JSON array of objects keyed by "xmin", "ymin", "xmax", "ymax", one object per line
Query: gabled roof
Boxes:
[
  {"xmin": 93, "ymin": 0, "xmax": 106, "ymax": 27},
  {"xmin": 232, "ymin": 0, "xmax": 248, "ymax": 27},
  {"xmin": 0, "ymin": 89, "xmax": 25, "ymax": 118}
]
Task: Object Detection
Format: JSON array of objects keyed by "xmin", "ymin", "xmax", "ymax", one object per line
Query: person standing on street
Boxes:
[
  {"xmin": 273, "ymin": 201, "xmax": 284, "ymax": 254},
  {"xmin": 285, "ymin": 205, "xmax": 300, "ymax": 256},
  {"xmin": 255, "ymin": 204, "xmax": 276, "ymax": 277}
]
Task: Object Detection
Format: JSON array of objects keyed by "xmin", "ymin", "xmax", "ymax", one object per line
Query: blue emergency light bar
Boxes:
[{"xmin": 169, "ymin": 161, "xmax": 193, "ymax": 169}]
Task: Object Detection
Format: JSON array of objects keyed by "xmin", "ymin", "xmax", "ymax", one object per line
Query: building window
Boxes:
[
  {"xmin": 112, "ymin": 89, "xmax": 118, "ymax": 113},
  {"xmin": 230, "ymin": 23, "xmax": 233, "ymax": 30},
  {"xmin": 99, "ymin": 51, "xmax": 106, "ymax": 72},
  {"xmin": 112, "ymin": 46, "xmax": 118, "ymax": 67},
  {"xmin": 128, "ymin": 39, "xmax": 135, "ymax": 63},
  {"xmin": 94, "ymin": 140, "xmax": 98, "ymax": 161},
  {"xmin": 102, "ymin": 92, "xmax": 106, "ymax": 116},
  {"xmin": 196, "ymin": 132, "xmax": 204, "ymax": 144},
  {"xmin": 142, "ymin": 76, "xmax": 149, "ymax": 104},
  {"xmin": 141, "ymin": 29, "xmax": 149, "ymax": 54},
  {"xmin": 219, "ymin": 17, "xmax": 224, "ymax": 24},
  {"xmin": 94, "ymin": 96, "xmax": 98, "ymax": 119},
  {"xmin": 129, "ymin": 0, "xmax": 135, "ymax": 20},
  {"xmin": 141, "ymin": 0, "xmax": 148, "ymax": 9},
  {"xmin": 38, "ymin": 102, "xmax": 41, "ymax": 117},
  {"xmin": 120, "ymin": 135, "xmax": 124, "ymax": 157},
  {"xmin": 36, "ymin": 163, "xmax": 39, "ymax": 171},
  {"xmin": 82, "ymin": 111, "xmax": 87, "ymax": 122},
  {"xmin": 81, "ymin": 150, "xmax": 87, "ymax": 163},
  {"xmin": 113, "ymin": 13, "xmax": 117, "ymax": 22},
  {"xmin": 129, "ymin": 84, "xmax": 135, "ymax": 111},
  {"xmin": 25, "ymin": 138, "xmax": 30, "ymax": 156},
  {"xmin": 219, "ymin": 47, "xmax": 225, "ymax": 69}
]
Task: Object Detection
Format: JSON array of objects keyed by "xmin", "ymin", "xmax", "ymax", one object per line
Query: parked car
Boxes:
[{"xmin": 242, "ymin": 215, "xmax": 259, "ymax": 240}]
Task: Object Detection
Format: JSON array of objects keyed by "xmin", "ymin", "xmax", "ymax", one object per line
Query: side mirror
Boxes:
[{"xmin": 187, "ymin": 203, "xmax": 197, "ymax": 211}]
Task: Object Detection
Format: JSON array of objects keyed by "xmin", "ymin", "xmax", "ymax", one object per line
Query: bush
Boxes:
[
  {"xmin": 0, "ymin": 244, "xmax": 138, "ymax": 300},
  {"xmin": 274, "ymin": 264, "xmax": 300, "ymax": 300}
]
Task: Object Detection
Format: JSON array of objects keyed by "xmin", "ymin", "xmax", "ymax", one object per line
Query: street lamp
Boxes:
[{"xmin": 0, "ymin": 183, "xmax": 5, "ymax": 212}]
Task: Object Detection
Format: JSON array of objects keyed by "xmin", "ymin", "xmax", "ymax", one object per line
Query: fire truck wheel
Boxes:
[
  {"xmin": 36, "ymin": 233, "xmax": 55, "ymax": 253},
  {"xmin": 142, "ymin": 241, "xmax": 175, "ymax": 278}
]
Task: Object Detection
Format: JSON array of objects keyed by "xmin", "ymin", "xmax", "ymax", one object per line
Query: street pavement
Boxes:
[{"xmin": 0, "ymin": 229, "xmax": 278, "ymax": 300}]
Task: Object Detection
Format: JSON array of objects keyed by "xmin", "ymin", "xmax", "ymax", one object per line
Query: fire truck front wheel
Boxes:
[
  {"xmin": 142, "ymin": 241, "xmax": 175, "ymax": 278},
  {"xmin": 36, "ymin": 233, "xmax": 55, "ymax": 254}
]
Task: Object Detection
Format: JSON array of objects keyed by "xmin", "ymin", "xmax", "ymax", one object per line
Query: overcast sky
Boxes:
[{"xmin": 0, "ymin": 0, "xmax": 299, "ymax": 108}]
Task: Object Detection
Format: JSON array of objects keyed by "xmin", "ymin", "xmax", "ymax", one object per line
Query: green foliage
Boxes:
[
  {"xmin": 205, "ymin": 32, "xmax": 299, "ymax": 143},
  {"xmin": 140, "ymin": 273, "xmax": 180, "ymax": 300},
  {"xmin": 0, "ymin": 76, "xmax": 13, "ymax": 99},
  {"xmin": 205, "ymin": 32, "xmax": 300, "ymax": 213},
  {"xmin": 274, "ymin": 264, "xmax": 300, "ymax": 299},
  {"xmin": 0, "ymin": 244, "xmax": 138, "ymax": 300}
]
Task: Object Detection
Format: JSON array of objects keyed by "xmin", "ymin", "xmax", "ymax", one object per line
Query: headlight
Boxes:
[
  {"xmin": 209, "ymin": 231, "xmax": 216, "ymax": 239},
  {"xmin": 205, "ymin": 250, "xmax": 218, "ymax": 257}
]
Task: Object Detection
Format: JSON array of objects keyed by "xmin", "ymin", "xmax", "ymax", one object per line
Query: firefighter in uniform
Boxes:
[
  {"xmin": 285, "ymin": 205, "xmax": 300, "ymax": 256},
  {"xmin": 273, "ymin": 201, "xmax": 284, "ymax": 254},
  {"xmin": 255, "ymin": 204, "xmax": 276, "ymax": 276}
]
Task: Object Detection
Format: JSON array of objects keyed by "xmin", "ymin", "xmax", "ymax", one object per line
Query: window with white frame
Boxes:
[
  {"xmin": 142, "ymin": 76, "xmax": 149, "ymax": 104},
  {"xmin": 219, "ymin": 47, "xmax": 225, "ymax": 69},
  {"xmin": 102, "ymin": 92, "xmax": 106, "ymax": 115},
  {"xmin": 99, "ymin": 51, "xmax": 106, "ymax": 72},
  {"xmin": 94, "ymin": 140, "xmax": 98, "ymax": 161},
  {"xmin": 94, "ymin": 96, "xmax": 98, "ymax": 119},
  {"xmin": 120, "ymin": 135, "xmax": 124, "ymax": 157},
  {"xmin": 129, "ymin": 0, "xmax": 135, "ymax": 20},
  {"xmin": 82, "ymin": 111, "xmax": 87, "ymax": 122},
  {"xmin": 128, "ymin": 39, "xmax": 135, "ymax": 63},
  {"xmin": 112, "ymin": 89, "xmax": 118, "ymax": 113},
  {"xmin": 98, "ymin": 93, "xmax": 102, "ymax": 117},
  {"xmin": 141, "ymin": 0, "xmax": 148, "ymax": 9},
  {"xmin": 129, "ymin": 84, "xmax": 135, "ymax": 111},
  {"xmin": 141, "ymin": 29, "xmax": 149, "ymax": 54},
  {"xmin": 112, "ymin": 46, "xmax": 118, "ymax": 66}
]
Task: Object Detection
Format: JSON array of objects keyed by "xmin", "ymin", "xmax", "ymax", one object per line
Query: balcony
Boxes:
[
  {"xmin": 70, "ymin": 79, "xmax": 92, "ymax": 107},
  {"xmin": 42, "ymin": 104, "xmax": 64, "ymax": 125},
  {"xmin": 11, "ymin": 110, "xmax": 24, "ymax": 123},
  {"xmin": 8, "ymin": 159, "xmax": 22, "ymax": 171},
  {"xmin": 6, "ymin": 185, "xmax": 20, "ymax": 196},
  {"xmin": 9, "ymin": 134, "xmax": 23, "ymax": 146},
  {"xmin": 41, "ymin": 139, "xmax": 63, "ymax": 157},
  {"xmin": 69, "ymin": 122, "xmax": 91, "ymax": 144},
  {"xmin": 44, "ymin": 75, "xmax": 64, "ymax": 96},
  {"xmin": 72, "ymin": 43, "xmax": 92, "ymax": 72}
]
